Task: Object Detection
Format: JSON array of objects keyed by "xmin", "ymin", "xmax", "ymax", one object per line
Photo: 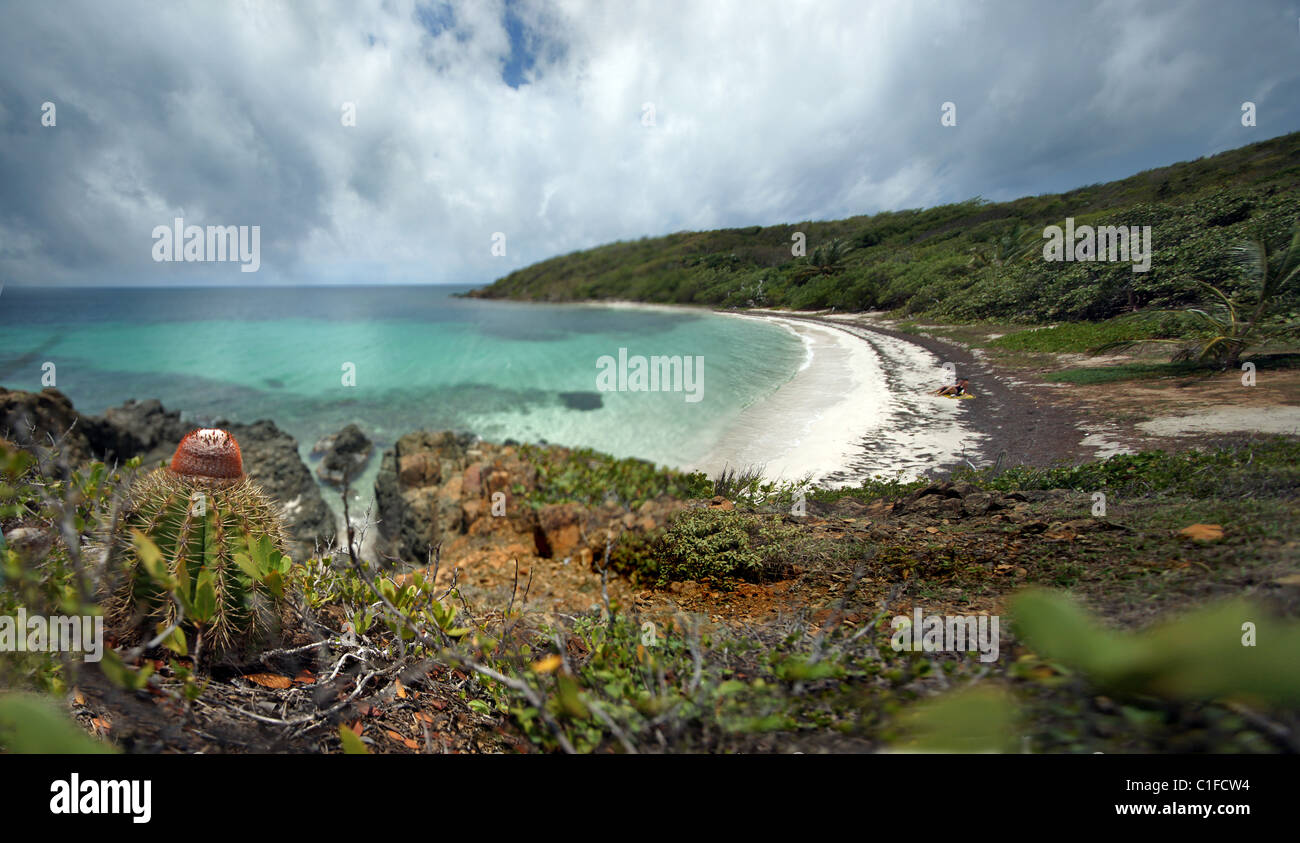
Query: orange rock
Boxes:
[
  {"xmin": 398, "ymin": 452, "xmax": 439, "ymax": 486},
  {"xmin": 463, "ymin": 463, "xmax": 483, "ymax": 497},
  {"xmin": 536, "ymin": 502, "xmax": 585, "ymax": 559}
]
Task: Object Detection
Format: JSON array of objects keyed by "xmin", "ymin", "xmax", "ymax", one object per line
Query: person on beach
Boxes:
[{"xmin": 935, "ymin": 378, "xmax": 970, "ymax": 397}]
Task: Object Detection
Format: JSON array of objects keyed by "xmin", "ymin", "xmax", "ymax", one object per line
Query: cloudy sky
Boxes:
[{"xmin": 2, "ymin": 0, "xmax": 1298, "ymax": 287}]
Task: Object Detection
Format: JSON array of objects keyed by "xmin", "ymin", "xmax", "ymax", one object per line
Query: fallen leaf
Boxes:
[
  {"xmin": 395, "ymin": 679, "xmax": 407, "ymax": 699},
  {"xmin": 1179, "ymin": 523, "xmax": 1224, "ymax": 541},
  {"xmin": 531, "ymin": 654, "xmax": 563, "ymax": 674},
  {"xmin": 293, "ymin": 670, "xmax": 316, "ymax": 685},
  {"xmin": 90, "ymin": 717, "xmax": 111, "ymax": 732},
  {"xmin": 244, "ymin": 673, "xmax": 292, "ymax": 689},
  {"xmin": 72, "ymin": 689, "xmax": 85, "ymax": 706},
  {"xmin": 348, "ymin": 720, "xmax": 363, "ymax": 736},
  {"xmin": 925, "ymin": 526, "xmax": 940, "ymax": 534}
]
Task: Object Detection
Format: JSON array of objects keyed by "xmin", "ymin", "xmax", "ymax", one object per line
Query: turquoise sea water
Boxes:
[{"xmin": 0, "ymin": 285, "xmax": 805, "ymax": 473}]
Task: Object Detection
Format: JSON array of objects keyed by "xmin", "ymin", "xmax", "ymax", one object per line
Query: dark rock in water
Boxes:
[
  {"xmin": 314, "ymin": 423, "xmax": 374, "ymax": 487},
  {"xmin": 215, "ymin": 418, "xmax": 338, "ymax": 559},
  {"xmin": 91, "ymin": 398, "xmax": 191, "ymax": 468},
  {"xmin": 263, "ymin": 378, "xmax": 285, "ymax": 389},
  {"xmin": 558, "ymin": 391, "xmax": 603, "ymax": 411}
]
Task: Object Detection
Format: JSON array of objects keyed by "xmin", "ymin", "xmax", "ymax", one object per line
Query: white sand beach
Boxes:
[{"xmin": 693, "ymin": 313, "xmax": 985, "ymax": 488}]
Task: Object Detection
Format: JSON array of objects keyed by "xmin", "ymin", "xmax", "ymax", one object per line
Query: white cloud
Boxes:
[{"xmin": 0, "ymin": 0, "xmax": 1297, "ymax": 286}]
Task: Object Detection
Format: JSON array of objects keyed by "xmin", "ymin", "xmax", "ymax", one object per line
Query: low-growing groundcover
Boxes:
[
  {"xmin": 515, "ymin": 443, "xmax": 711, "ymax": 508},
  {"xmin": 2, "ymin": 436, "xmax": 1298, "ymax": 753}
]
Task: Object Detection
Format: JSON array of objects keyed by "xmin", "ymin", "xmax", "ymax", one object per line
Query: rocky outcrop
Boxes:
[
  {"xmin": 890, "ymin": 480, "xmax": 1019, "ymax": 520},
  {"xmin": 0, "ymin": 387, "xmax": 103, "ymax": 463},
  {"xmin": 375, "ymin": 431, "xmax": 482, "ymax": 563},
  {"xmin": 375, "ymin": 431, "xmax": 686, "ymax": 568},
  {"xmin": 90, "ymin": 398, "xmax": 191, "ymax": 468},
  {"xmin": 312, "ymin": 423, "xmax": 373, "ymax": 487}
]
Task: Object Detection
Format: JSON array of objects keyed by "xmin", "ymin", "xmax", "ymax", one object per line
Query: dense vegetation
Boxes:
[{"xmin": 472, "ymin": 131, "xmax": 1300, "ymax": 322}]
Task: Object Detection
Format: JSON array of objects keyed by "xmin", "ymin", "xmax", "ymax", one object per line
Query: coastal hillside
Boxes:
[{"xmin": 471, "ymin": 132, "xmax": 1300, "ymax": 322}]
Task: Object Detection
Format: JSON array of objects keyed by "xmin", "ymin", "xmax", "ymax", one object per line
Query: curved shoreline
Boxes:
[
  {"xmin": 563, "ymin": 299, "xmax": 1088, "ymax": 484},
  {"xmin": 760, "ymin": 311, "xmax": 1091, "ymax": 471},
  {"xmin": 693, "ymin": 312, "xmax": 988, "ymax": 487}
]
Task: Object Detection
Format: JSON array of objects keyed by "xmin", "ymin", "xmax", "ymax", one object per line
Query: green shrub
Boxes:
[{"xmin": 650, "ymin": 509, "xmax": 799, "ymax": 588}]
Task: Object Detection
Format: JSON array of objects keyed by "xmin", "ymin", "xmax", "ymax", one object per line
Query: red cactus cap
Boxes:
[{"xmin": 170, "ymin": 428, "xmax": 244, "ymax": 479}]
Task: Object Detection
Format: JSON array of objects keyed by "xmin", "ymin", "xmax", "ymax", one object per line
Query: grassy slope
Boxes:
[{"xmin": 472, "ymin": 131, "xmax": 1300, "ymax": 322}]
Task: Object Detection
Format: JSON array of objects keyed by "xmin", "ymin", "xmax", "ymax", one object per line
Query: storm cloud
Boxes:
[{"xmin": 1, "ymin": 0, "xmax": 1297, "ymax": 286}]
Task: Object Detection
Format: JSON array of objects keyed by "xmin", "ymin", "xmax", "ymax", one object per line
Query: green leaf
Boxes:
[
  {"xmin": 98, "ymin": 650, "xmax": 155, "ymax": 691},
  {"xmin": 0, "ymin": 693, "xmax": 117, "ymax": 754},
  {"xmin": 263, "ymin": 569, "xmax": 285, "ymax": 600},
  {"xmin": 338, "ymin": 725, "xmax": 369, "ymax": 754},
  {"xmin": 717, "ymin": 680, "xmax": 748, "ymax": 697},
  {"xmin": 159, "ymin": 624, "xmax": 188, "ymax": 657},
  {"xmin": 252, "ymin": 532, "xmax": 276, "ymax": 575},
  {"xmin": 1011, "ymin": 588, "xmax": 1300, "ymax": 702},
  {"xmin": 233, "ymin": 552, "xmax": 259, "ymax": 582},
  {"xmin": 890, "ymin": 686, "xmax": 1019, "ymax": 753},
  {"xmin": 191, "ymin": 569, "xmax": 218, "ymax": 624},
  {"xmin": 131, "ymin": 530, "xmax": 173, "ymax": 589}
]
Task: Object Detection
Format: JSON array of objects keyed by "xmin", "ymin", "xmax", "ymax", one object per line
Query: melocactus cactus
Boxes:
[{"xmin": 104, "ymin": 428, "xmax": 294, "ymax": 665}]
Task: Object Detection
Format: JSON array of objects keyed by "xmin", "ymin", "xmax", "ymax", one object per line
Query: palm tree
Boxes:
[
  {"xmin": 1095, "ymin": 223, "xmax": 1300, "ymax": 368},
  {"xmin": 967, "ymin": 221, "xmax": 1038, "ymax": 268},
  {"xmin": 790, "ymin": 239, "xmax": 850, "ymax": 285}
]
